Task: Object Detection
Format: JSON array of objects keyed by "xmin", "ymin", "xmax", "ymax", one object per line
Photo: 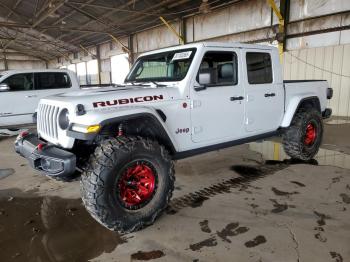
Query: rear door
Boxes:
[
  {"xmin": 34, "ymin": 72, "xmax": 72, "ymax": 96},
  {"xmin": 243, "ymin": 50, "xmax": 284, "ymax": 133},
  {"xmin": 0, "ymin": 73, "xmax": 36, "ymax": 127},
  {"xmin": 190, "ymin": 48, "xmax": 245, "ymax": 143},
  {"xmin": 0, "ymin": 72, "xmax": 72, "ymax": 128}
]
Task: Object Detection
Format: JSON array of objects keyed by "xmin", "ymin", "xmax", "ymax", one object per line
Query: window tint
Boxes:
[
  {"xmin": 197, "ymin": 52, "xmax": 237, "ymax": 86},
  {"xmin": 35, "ymin": 72, "xmax": 71, "ymax": 90},
  {"xmin": 2, "ymin": 73, "xmax": 34, "ymax": 91},
  {"xmin": 246, "ymin": 52, "xmax": 273, "ymax": 84}
]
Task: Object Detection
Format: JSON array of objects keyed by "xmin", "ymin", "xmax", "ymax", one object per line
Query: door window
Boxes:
[
  {"xmin": 246, "ymin": 52, "xmax": 273, "ymax": 84},
  {"xmin": 197, "ymin": 52, "xmax": 238, "ymax": 87},
  {"xmin": 35, "ymin": 72, "xmax": 71, "ymax": 90},
  {"xmin": 2, "ymin": 73, "xmax": 34, "ymax": 91}
]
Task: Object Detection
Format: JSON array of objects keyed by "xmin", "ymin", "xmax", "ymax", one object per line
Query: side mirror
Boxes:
[
  {"xmin": 195, "ymin": 71, "xmax": 212, "ymax": 91},
  {"xmin": 0, "ymin": 83, "xmax": 10, "ymax": 92},
  {"xmin": 198, "ymin": 72, "xmax": 211, "ymax": 86}
]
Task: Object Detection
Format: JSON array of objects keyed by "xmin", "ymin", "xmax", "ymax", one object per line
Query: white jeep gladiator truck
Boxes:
[{"xmin": 15, "ymin": 42, "xmax": 333, "ymax": 233}]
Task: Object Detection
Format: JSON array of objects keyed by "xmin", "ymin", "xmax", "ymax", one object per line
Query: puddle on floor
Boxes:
[
  {"xmin": 325, "ymin": 119, "xmax": 350, "ymax": 125},
  {"xmin": 0, "ymin": 168, "xmax": 15, "ymax": 180},
  {"xmin": 0, "ymin": 194, "xmax": 125, "ymax": 262},
  {"xmin": 249, "ymin": 141, "xmax": 350, "ymax": 169}
]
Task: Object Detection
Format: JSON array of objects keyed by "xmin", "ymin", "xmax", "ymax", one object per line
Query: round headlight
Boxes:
[{"xmin": 58, "ymin": 108, "xmax": 70, "ymax": 130}]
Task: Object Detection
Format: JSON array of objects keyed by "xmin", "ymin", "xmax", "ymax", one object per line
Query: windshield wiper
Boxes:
[
  {"xmin": 126, "ymin": 81, "xmax": 167, "ymax": 87},
  {"xmin": 128, "ymin": 81, "xmax": 151, "ymax": 87},
  {"xmin": 151, "ymin": 81, "xmax": 167, "ymax": 87},
  {"xmin": 111, "ymin": 83, "xmax": 126, "ymax": 88}
]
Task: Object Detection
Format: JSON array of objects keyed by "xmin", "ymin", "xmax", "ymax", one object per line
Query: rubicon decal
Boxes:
[{"xmin": 93, "ymin": 95, "xmax": 164, "ymax": 108}]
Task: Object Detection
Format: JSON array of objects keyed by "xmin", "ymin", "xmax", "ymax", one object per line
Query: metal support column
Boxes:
[
  {"xmin": 3, "ymin": 52, "xmax": 8, "ymax": 70},
  {"xmin": 128, "ymin": 34, "xmax": 134, "ymax": 66},
  {"xmin": 267, "ymin": 0, "xmax": 285, "ymax": 62},
  {"xmin": 96, "ymin": 45, "xmax": 102, "ymax": 85}
]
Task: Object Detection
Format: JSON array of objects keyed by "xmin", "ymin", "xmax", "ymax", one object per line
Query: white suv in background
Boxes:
[{"xmin": 0, "ymin": 69, "xmax": 81, "ymax": 129}]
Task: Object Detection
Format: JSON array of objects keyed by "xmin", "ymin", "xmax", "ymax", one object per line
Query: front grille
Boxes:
[{"xmin": 37, "ymin": 103, "xmax": 60, "ymax": 140}]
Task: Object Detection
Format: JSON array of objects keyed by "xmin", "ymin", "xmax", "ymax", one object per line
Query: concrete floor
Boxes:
[{"xmin": 0, "ymin": 123, "xmax": 349, "ymax": 262}]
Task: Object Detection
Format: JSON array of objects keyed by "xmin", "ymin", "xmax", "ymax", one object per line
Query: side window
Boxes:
[
  {"xmin": 197, "ymin": 52, "xmax": 237, "ymax": 86},
  {"xmin": 35, "ymin": 72, "xmax": 71, "ymax": 90},
  {"xmin": 2, "ymin": 73, "xmax": 34, "ymax": 91},
  {"xmin": 246, "ymin": 52, "xmax": 273, "ymax": 84}
]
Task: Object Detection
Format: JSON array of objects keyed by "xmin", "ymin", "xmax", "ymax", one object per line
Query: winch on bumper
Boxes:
[{"xmin": 15, "ymin": 132, "xmax": 76, "ymax": 178}]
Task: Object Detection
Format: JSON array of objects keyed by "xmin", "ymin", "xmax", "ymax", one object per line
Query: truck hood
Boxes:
[{"xmin": 41, "ymin": 85, "xmax": 179, "ymax": 111}]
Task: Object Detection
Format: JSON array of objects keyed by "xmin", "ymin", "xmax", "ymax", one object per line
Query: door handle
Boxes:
[
  {"xmin": 25, "ymin": 95, "xmax": 37, "ymax": 98},
  {"xmin": 264, "ymin": 93, "xmax": 276, "ymax": 98},
  {"xmin": 230, "ymin": 96, "xmax": 244, "ymax": 101}
]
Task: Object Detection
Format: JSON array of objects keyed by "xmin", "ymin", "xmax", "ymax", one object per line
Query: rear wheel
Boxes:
[
  {"xmin": 81, "ymin": 136, "xmax": 175, "ymax": 233},
  {"xmin": 282, "ymin": 108, "xmax": 323, "ymax": 161}
]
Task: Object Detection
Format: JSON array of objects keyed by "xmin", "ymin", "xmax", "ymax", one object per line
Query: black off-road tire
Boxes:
[
  {"xmin": 282, "ymin": 108, "xmax": 323, "ymax": 161},
  {"xmin": 81, "ymin": 136, "xmax": 175, "ymax": 233}
]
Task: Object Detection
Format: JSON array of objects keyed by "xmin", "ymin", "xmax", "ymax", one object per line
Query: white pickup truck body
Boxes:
[
  {"xmin": 0, "ymin": 69, "xmax": 80, "ymax": 128},
  {"xmin": 15, "ymin": 42, "xmax": 333, "ymax": 233},
  {"xmin": 33, "ymin": 42, "xmax": 331, "ymax": 153}
]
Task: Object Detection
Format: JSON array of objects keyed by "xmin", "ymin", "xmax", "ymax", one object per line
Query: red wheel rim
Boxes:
[
  {"xmin": 118, "ymin": 162, "xmax": 156, "ymax": 207},
  {"xmin": 304, "ymin": 123, "xmax": 317, "ymax": 146}
]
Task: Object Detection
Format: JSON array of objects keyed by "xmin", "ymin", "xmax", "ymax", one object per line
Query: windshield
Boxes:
[{"xmin": 125, "ymin": 48, "xmax": 197, "ymax": 83}]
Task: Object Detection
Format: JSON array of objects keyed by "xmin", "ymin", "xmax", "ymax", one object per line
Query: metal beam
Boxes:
[
  {"xmin": 79, "ymin": 44, "xmax": 97, "ymax": 59},
  {"xmin": 267, "ymin": 0, "xmax": 284, "ymax": 61},
  {"xmin": 0, "ymin": 1, "xmax": 29, "ymax": 24},
  {"xmin": 6, "ymin": 0, "xmax": 23, "ymax": 20},
  {"xmin": 57, "ymin": 0, "xmax": 139, "ymax": 42},
  {"xmin": 96, "ymin": 44, "xmax": 101, "ymax": 84},
  {"xmin": 109, "ymin": 34, "xmax": 131, "ymax": 54},
  {"xmin": 280, "ymin": 0, "xmax": 290, "ymax": 52},
  {"xmin": 59, "ymin": 0, "xmax": 182, "ymax": 44},
  {"xmin": 32, "ymin": 0, "xmax": 66, "ymax": 28},
  {"xmin": 0, "ymin": 47, "xmax": 50, "ymax": 61},
  {"xmin": 0, "ymin": 0, "xmax": 67, "ymax": 52},
  {"xmin": 160, "ymin": 16, "xmax": 184, "ymax": 45},
  {"xmin": 0, "ymin": 21, "xmax": 112, "ymax": 34},
  {"xmin": 128, "ymin": 34, "xmax": 134, "ymax": 65},
  {"xmin": 3, "ymin": 52, "xmax": 8, "ymax": 70},
  {"xmin": 67, "ymin": 1, "xmax": 164, "ymax": 16}
]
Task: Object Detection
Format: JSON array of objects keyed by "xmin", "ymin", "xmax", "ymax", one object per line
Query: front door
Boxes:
[
  {"xmin": 0, "ymin": 73, "xmax": 37, "ymax": 127},
  {"xmin": 190, "ymin": 49, "xmax": 245, "ymax": 144}
]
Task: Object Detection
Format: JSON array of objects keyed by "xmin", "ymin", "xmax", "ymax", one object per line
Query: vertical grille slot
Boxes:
[{"xmin": 37, "ymin": 103, "xmax": 60, "ymax": 141}]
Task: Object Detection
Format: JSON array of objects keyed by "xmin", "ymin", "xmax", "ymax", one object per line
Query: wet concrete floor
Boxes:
[{"xmin": 0, "ymin": 122, "xmax": 350, "ymax": 261}]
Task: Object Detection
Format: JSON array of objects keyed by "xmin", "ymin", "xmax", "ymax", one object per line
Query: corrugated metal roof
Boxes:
[{"xmin": 0, "ymin": 0, "xmax": 237, "ymax": 60}]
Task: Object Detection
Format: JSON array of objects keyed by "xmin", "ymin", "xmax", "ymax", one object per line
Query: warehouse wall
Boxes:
[
  {"xmin": 284, "ymin": 44, "xmax": 350, "ymax": 117},
  {"xmin": 48, "ymin": 0, "xmax": 350, "ymax": 116},
  {"xmin": 0, "ymin": 53, "xmax": 47, "ymax": 70}
]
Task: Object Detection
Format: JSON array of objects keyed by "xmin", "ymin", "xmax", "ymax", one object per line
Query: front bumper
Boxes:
[{"xmin": 15, "ymin": 133, "xmax": 76, "ymax": 178}]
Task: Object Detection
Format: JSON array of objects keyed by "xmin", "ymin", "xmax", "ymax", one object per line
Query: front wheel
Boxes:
[
  {"xmin": 282, "ymin": 109, "xmax": 323, "ymax": 161},
  {"xmin": 81, "ymin": 136, "xmax": 175, "ymax": 233}
]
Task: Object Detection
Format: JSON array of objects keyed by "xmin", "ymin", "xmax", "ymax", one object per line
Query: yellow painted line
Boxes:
[{"xmin": 273, "ymin": 142, "xmax": 280, "ymax": 160}]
